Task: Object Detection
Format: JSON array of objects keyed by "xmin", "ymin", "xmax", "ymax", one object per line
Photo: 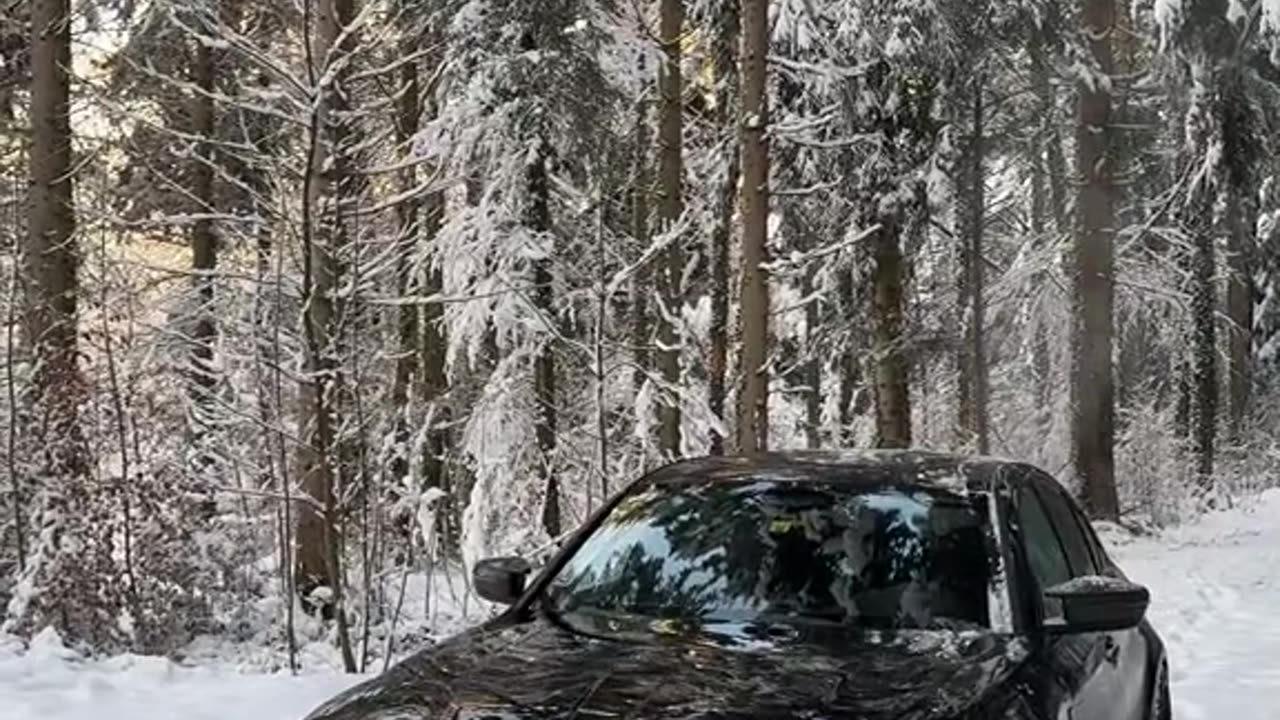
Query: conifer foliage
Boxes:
[{"xmin": 0, "ymin": 0, "xmax": 1277, "ymax": 662}]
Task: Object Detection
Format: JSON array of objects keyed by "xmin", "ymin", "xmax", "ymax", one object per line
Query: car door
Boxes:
[
  {"xmin": 1032, "ymin": 481, "xmax": 1151, "ymax": 720},
  {"xmin": 1011, "ymin": 483, "xmax": 1125, "ymax": 720}
]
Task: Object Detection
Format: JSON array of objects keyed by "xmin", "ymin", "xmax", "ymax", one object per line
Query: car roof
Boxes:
[{"xmin": 643, "ymin": 449, "xmax": 1045, "ymax": 496}]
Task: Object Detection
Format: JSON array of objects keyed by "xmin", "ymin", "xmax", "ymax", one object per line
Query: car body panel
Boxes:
[
  {"xmin": 1015, "ymin": 470, "xmax": 1155, "ymax": 720},
  {"xmin": 306, "ymin": 615, "xmax": 1034, "ymax": 720}
]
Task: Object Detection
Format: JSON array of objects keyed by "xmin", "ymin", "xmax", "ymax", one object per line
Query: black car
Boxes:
[{"xmin": 305, "ymin": 450, "xmax": 1170, "ymax": 720}]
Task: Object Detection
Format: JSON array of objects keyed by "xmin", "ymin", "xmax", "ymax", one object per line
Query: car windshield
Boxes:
[{"xmin": 545, "ymin": 479, "xmax": 997, "ymax": 631}]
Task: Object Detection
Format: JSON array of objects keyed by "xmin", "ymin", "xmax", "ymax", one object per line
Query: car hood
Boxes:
[{"xmin": 306, "ymin": 612, "xmax": 1031, "ymax": 720}]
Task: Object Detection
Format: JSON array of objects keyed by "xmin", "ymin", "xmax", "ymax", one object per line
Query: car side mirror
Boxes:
[
  {"xmin": 473, "ymin": 557, "xmax": 532, "ymax": 605},
  {"xmin": 1043, "ymin": 576, "xmax": 1150, "ymax": 634}
]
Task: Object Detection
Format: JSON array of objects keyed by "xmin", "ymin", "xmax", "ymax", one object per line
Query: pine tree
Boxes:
[
  {"xmin": 736, "ymin": 0, "xmax": 770, "ymax": 453},
  {"xmin": 707, "ymin": 0, "xmax": 739, "ymax": 456},
  {"xmin": 294, "ymin": 0, "xmax": 360, "ymax": 674},
  {"xmin": 1071, "ymin": 0, "xmax": 1120, "ymax": 519},
  {"xmin": 1221, "ymin": 69, "xmax": 1260, "ymax": 437},
  {"xmin": 12, "ymin": 0, "xmax": 94, "ymax": 646},
  {"xmin": 186, "ymin": 0, "xmax": 223, "ymax": 489},
  {"xmin": 26, "ymin": 0, "xmax": 83, "ymax": 479},
  {"xmin": 656, "ymin": 0, "xmax": 684, "ymax": 459},
  {"xmin": 1162, "ymin": 0, "xmax": 1253, "ymax": 488}
]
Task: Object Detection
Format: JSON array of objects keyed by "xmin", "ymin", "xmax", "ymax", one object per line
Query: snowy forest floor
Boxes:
[
  {"xmin": 5, "ymin": 490, "xmax": 1280, "ymax": 720},
  {"xmin": 1102, "ymin": 488, "xmax": 1280, "ymax": 720}
]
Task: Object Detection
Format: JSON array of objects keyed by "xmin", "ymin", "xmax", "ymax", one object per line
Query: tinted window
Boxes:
[
  {"xmin": 1034, "ymin": 484, "xmax": 1099, "ymax": 577},
  {"xmin": 546, "ymin": 481, "xmax": 994, "ymax": 630},
  {"xmin": 1067, "ymin": 499, "xmax": 1110, "ymax": 571},
  {"xmin": 1013, "ymin": 488, "xmax": 1071, "ymax": 590}
]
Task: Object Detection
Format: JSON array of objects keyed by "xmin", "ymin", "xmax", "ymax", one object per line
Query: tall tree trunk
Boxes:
[
  {"xmin": 968, "ymin": 84, "xmax": 989, "ymax": 455},
  {"xmin": 27, "ymin": 0, "xmax": 86, "ymax": 481},
  {"xmin": 1256, "ymin": 191, "xmax": 1280, "ymax": 384},
  {"xmin": 529, "ymin": 140, "xmax": 559, "ymax": 538},
  {"xmin": 1225, "ymin": 187, "xmax": 1254, "ymax": 439},
  {"xmin": 802, "ymin": 266, "xmax": 821, "ymax": 449},
  {"xmin": 1186, "ymin": 118, "xmax": 1217, "ymax": 485},
  {"xmin": 838, "ymin": 269, "xmax": 856, "ymax": 442},
  {"xmin": 188, "ymin": 4, "xmax": 219, "ymax": 487},
  {"xmin": 957, "ymin": 77, "xmax": 989, "ymax": 453},
  {"xmin": 871, "ymin": 219, "xmax": 912, "ymax": 449},
  {"xmin": 656, "ymin": 0, "xmax": 684, "ymax": 459},
  {"xmin": 1222, "ymin": 72, "xmax": 1255, "ymax": 439},
  {"xmin": 1072, "ymin": 0, "xmax": 1119, "ymax": 520},
  {"xmin": 388, "ymin": 3, "xmax": 421, "ymax": 492},
  {"xmin": 1175, "ymin": 359, "xmax": 1192, "ymax": 439},
  {"xmin": 1029, "ymin": 117, "xmax": 1052, "ymax": 414},
  {"xmin": 295, "ymin": 0, "xmax": 357, "ymax": 672},
  {"xmin": 707, "ymin": 0, "xmax": 739, "ymax": 456},
  {"xmin": 296, "ymin": 0, "xmax": 337, "ymax": 612},
  {"xmin": 836, "ymin": 269, "xmax": 864, "ymax": 444},
  {"xmin": 419, "ymin": 199, "xmax": 448, "ymax": 507},
  {"xmin": 630, "ymin": 64, "xmax": 652, "ymax": 398},
  {"xmin": 736, "ymin": 0, "xmax": 770, "ymax": 454},
  {"xmin": 1191, "ymin": 200, "xmax": 1217, "ymax": 485}
]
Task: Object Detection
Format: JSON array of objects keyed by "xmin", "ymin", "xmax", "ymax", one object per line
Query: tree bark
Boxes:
[
  {"xmin": 1222, "ymin": 71, "xmax": 1255, "ymax": 439},
  {"xmin": 26, "ymin": 0, "xmax": 86, "ymax": 482},
  {"xmin": 1256, "ymin": 195, "xmax": 1280, "ymax": 383},
  {"xmin": 802, "ymin": 265, "xmax": 821, "ymax": 449},
  {"xmin": 295, "ymin": 0, "xmax": 357, "ymax": 673},
  {"xmin": 188, "ymin": 3, "xmax": 219, "ymax": 484},
  {"xmin": 1184, "ymin": 101, "xmax": 1217, "ymax": 485},
  {"xmin": 836, "ymin": 269, "xmax": 871, "ymax": 444},
  {"xmin": 656, "ymin": 0, "xmax": 684, "ymax": 459},
  {"xmin": 630, "ymin": 64, "xmax": 652, "ymax": 397},
  {"xmin": 529, "ymin": 140, "xmax": 559, "ymax": 538},
  {"xmin": 296, "ymin": 0, "xmax": 337, "ymax": 611},
  {"xmin": 388, "ymin": 3, "xmax": 421, "ymax": 492},
  {"xmin": 736, "ymin": 0, "xmax": 770, "ymax": 454},
  {"xmin": 1071, "ymin": 0, "xmax": 1120, "ymax": 520},
  {"xmin": 419, "ymin": 200, "xmax": 448, "ymax": 500},
  {"xmin": 1225, "ymin": 187, "xmax": 1254, "ymax": 438},
  {"xmin": 707, "ymin": 0, "xmax": 739, "ymax": 457},
  {"xmin": 418, "ymin": 60, "xmax": 450, "ymax": 548},
  {"xmin": 1190, "ymin": 196, "xmax": 1217, "ymax": 485},
  {"xmin": 1029, "ymin": 115, "xmax": 1052, "ymax": 414},
  {"xmin": 871, "ymin": 219, "xmax": 912, "ymax": 449},
  {"xmin": 957, "ymin": 77, "xmax": 989, "ymax": 453}
]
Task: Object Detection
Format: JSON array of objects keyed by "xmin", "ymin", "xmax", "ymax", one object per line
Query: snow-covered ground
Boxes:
[
  {"xmin": 0, "ymin": 633, "xmax": 364, "ymax": 720},
  {"xmin": 0, "ymin": 570, "xmax": 482, "ymax": 720},
  {"xmin": 4, "ymin": 490, "xmax": 1280, "ymax": 719},
  {"xmin": 1103, "ymin": 488, "xmax": 1280, "ymax": 720}
]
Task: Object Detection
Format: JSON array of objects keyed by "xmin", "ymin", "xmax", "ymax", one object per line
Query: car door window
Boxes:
[
  {"xmin": 1033, "ymin": 484, "xmax": 1099, "ymax": 577},
  {"xmin": 1013, "ymin": 488, "xmax": 1071, "ymax": 590},
  {"xmin": 1067, "ymin": 498, "xmax": 1110, "ymax": 572}
]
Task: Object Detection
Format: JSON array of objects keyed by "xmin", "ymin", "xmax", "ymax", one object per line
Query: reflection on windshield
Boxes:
[{"xmin": 545, "ymin": 480, "xmax": 993, "ymax": 631}]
